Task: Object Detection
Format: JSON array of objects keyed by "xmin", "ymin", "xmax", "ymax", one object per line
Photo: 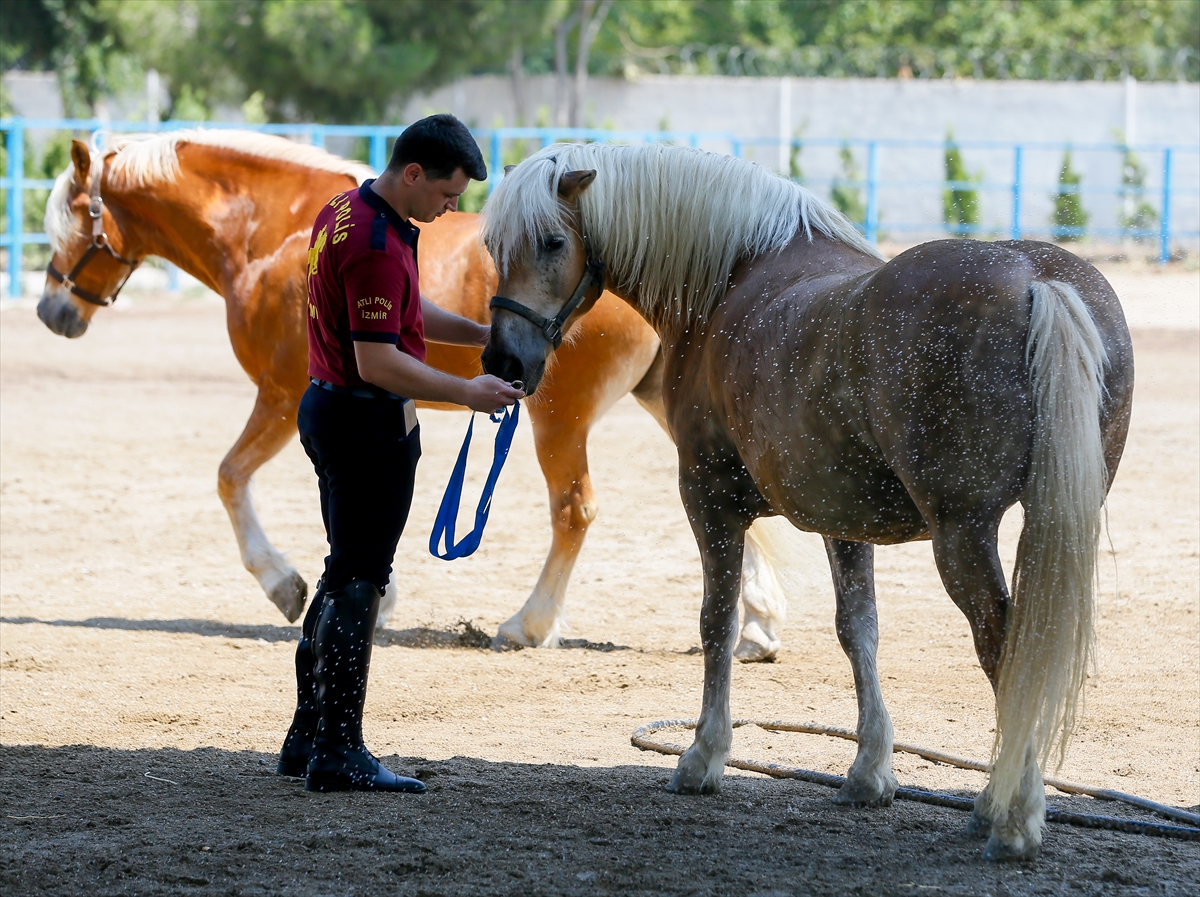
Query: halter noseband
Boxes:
[
  {"xmin": 45, "ymin": 152, "xmax": 140, "ymax": 307},
  {"xmin": 489, "ymin": 238, "xmax": 605, "ymax": 350}
]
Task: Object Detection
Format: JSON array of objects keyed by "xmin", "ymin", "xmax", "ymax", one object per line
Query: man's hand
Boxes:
[{"xmin": 462, "ymin": 375, "xmax": 523, "ymax": 413}]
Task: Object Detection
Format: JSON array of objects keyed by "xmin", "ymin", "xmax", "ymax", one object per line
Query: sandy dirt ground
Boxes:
[{"xmin": 1, "ymin": 264, "xmax": 1197, "ymax": 895}]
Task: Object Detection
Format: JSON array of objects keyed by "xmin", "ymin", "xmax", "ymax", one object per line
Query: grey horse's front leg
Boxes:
[
  {"xmin": 667, "ymin": 471, "xmax": 749, "ymax": 795},
  {"xmin": 825, "ymin": 538, "xmax": 898, "ymax": 807}
]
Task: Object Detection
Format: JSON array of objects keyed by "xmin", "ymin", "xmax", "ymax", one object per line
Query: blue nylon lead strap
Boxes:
[{"xmin": 429, "ymin": 400, "xmax": 521, "ymax": 560}]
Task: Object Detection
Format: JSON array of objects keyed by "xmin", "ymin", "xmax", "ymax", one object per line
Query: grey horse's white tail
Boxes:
[{"xmin": 989, "ymin": 280, "xmax": 1109, "ymax": 826}]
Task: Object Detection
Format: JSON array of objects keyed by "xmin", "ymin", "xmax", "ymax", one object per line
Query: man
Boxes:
[{"xmin": 277, "ymin": 114, "xmax": 523, "ymax": 793}]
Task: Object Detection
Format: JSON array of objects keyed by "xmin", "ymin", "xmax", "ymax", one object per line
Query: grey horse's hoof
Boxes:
[
  {"xmin": 666, "ymin": 750, "xmax": 721, "ymax": 795},
  {"xmin": 966, "ymin": 809, "xmax": 992, "ymax": 840},
  {"xmin": 832, "ymin": 773, "xmax": 898, "ymax": 808},
  {"xmin": 269, "ymin": 573, "xmax": 307, "ymax": 623},
  {"xmin": 983, "ymin": 832, "xmax": 1040, "ymax": 862}
]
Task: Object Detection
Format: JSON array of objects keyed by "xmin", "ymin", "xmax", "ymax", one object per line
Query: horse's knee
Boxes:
[
  {"xmin": 551, "ymin": 481, "xmax": 597, "ymax": 534},
  {"xmin": 216, "ymin": 458, "xmax": 247, "ymax": 505}
]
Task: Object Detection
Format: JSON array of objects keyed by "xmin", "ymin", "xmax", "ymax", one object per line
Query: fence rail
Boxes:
[{"xmin": 3, "ymin": 117, "xmax": 1198, "ymax": 298}]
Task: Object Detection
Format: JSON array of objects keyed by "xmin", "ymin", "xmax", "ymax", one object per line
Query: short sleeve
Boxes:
[{"xmin": 341, "ymin": 248, "xmax": 408, "ymax": 343}]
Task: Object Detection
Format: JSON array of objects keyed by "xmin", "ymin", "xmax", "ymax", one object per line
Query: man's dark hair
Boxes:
[{"xmin": 387, "ymin": 114, "xmax": 486, "ymax": 182}]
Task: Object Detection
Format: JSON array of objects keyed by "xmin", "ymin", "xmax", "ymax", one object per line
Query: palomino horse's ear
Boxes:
[
  {"xmin": 504, "ymin": 164, "xmax": 516, "ymax": 175},
  {"xmin": 557, "ymin": 169, "xmax": 596, "ymax": 199},
  {"xmin": 70, "ymin": 139, "xmax": 91, "ymax": 186}
]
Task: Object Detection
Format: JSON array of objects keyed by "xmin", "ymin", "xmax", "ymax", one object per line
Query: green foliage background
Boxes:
[{"xmin": 2, "ymin": 1, "xmax": 1197, "ymax": 123}]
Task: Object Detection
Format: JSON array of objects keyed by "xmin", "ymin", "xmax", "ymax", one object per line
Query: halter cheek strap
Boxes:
[
  {"xmin": 489, "ymin": 239, "xmax": 605, "ymax": 350},
  {"xmin": 45, "ymin": 151, "xmax": 141, "ymax": 307}
]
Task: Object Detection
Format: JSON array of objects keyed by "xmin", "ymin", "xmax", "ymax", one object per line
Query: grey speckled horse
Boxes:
[{"xmin": 479, "ymin": 143, "xmax": 1133, "ymax": 861}]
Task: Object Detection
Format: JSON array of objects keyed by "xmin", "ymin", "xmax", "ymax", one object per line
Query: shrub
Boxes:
[
  {"xmin": 1051, "ymin": 149, "xmax": 1088, "ymax": 242},
  {"xmin": 943, "ymin": 131, "xmax": 980, "ymax": 236}
]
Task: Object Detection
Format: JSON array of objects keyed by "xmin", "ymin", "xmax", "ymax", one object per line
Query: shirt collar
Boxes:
[{"xmin": 359, "ymin": 179, "xmax": 420, "ymax": 249}]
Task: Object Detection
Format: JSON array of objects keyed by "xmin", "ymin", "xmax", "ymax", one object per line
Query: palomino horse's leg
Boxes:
[
  {"xmin": 667, "ymin": 466, "xmax": 750, "ymax": 795},
  {"xmin": 825, "ymin": 537, "xmax": 899, "ymax": 807},
  {"xmin": 733, "ymin": 524, "xmax": 787, "ymax": 662},
  {"xmin": 218, "ymin": 382, "xmax": 308, "ymax": 621},
  {"xmin": 495, "ymin": 416, "xmax": 597, "ymax": 648},
  {"xmin": 927, "ymin": 513, "xmax": 1041, "ymax": 858}
]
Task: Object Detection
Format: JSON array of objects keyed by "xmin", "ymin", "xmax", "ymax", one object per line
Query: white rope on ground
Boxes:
[{"xmin": 631, "ymin": 718, "xmax": 1200, "ymax": 841}]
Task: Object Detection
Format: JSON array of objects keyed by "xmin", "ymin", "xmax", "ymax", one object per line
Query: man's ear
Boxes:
[
  {"xmin": 402, "ymin": 161, "xmax": 424, "ymax": 184},
  {"xmin": 70, "ymin": 139, "xmax": 91, "ymax": 186},
  {"xmin": 557, "ymin": 169, "xmax": 596, "ymax": 199}
]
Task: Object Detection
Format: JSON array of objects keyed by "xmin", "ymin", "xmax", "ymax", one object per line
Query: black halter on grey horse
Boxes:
[{"xmin": 480, "ymin": 142, "xmax": 1133, "ymax": 862}]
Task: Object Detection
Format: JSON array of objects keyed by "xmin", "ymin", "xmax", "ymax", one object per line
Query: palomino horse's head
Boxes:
[
  {"xmin": 38, "ymin": 139, "xmax": 142, "ymax": 338},
  {"xmin": 480, "ymin": 168, "xmax": 602, "ymax": 394}
]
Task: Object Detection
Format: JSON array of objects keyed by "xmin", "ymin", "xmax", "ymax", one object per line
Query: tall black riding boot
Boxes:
[
  {"xmin": 305, "ymin": 580, "xmax": 425, "ymax": 793},
  {"xmin": 276, "ymin": 577, "xmax": 327, "ymax": 777}
]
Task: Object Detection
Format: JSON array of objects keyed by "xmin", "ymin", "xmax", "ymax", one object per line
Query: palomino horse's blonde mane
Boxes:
[
  {"xmin": 46, "ymin": 129, "xmax": 374, "ymax": 253},
  {"xmin": 482, "ymin": 142, "xmax": 881, "ymax": 324}
]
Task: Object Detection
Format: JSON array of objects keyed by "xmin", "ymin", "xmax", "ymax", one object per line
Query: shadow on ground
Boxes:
[
  {"xmin": 1, "ymin": 744, "xmax": 1195, "ymax": 897},
  {"xmin": 0, "ymin": 617, "xmax": 636, "ymax": 653}
]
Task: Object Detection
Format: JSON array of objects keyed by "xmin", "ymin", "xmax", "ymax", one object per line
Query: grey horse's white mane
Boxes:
[
  {"xmin": 481, "ymin": 142, "xmax": 881, "ymax": 324},
  {"xmin": 46, "ymin": 129, "xmax": 374, "ymax": 253}
]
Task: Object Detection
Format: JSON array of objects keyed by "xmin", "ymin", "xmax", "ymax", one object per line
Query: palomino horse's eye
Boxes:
[{"xmin": 542, "ymin": 236, "xmax": 566, "ymax": 252}]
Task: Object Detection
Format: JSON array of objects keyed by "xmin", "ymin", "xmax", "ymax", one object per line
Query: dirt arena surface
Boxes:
[{"xmin": 1, "ymin": 264, "xmax": 1197, "ymax": 895}]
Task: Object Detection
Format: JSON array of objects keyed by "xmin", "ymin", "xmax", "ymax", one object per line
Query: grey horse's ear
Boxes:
[
  {"xmin": 504, "ymin": 164, "xmax": 516, "ymax": 175},
  {"xmin": 557, "ymin": 169, "xmax": 596, "ymax": 199}
]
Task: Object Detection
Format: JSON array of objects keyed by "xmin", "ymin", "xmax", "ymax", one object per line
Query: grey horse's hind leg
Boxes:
[
  {"xmin": 825, "ymin": 538, "xmax": 898, "ymax": 807},
  {"xmin": 927, "ymin": 512, "xmax": 1014, "ymax": 843}
]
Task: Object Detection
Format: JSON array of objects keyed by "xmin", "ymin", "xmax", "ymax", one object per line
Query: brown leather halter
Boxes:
[{"xmin": 45, "ymin": 152, "xmax": 141, "ymax": 307}]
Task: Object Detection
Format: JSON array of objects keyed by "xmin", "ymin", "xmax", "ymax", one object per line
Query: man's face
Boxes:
[{"xmin": 404, "ymin": 164, "xmax": 471, "ymax": 222}]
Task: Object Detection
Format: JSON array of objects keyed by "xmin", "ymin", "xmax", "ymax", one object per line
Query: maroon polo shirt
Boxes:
[{"xmin": 306, "ymin": 179, "xmax": 425, "ymax": 390}]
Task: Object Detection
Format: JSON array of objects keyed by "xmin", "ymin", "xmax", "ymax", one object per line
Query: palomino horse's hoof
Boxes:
[
  {"xmin": 734, "ymin": 620, "xmax": 780, "ymax": 663},
  {"xmin": 269, "ymin": 572, "xmax": 307, "ymax": 623},
  {"xmin": 490, "ymin": 632, "xmax": 526, "ymax": 652}
]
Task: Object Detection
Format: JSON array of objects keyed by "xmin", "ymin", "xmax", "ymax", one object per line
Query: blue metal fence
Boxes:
[{"xmin": 3, "ymin": 116, "xmax": 1198, "ymax": 298}]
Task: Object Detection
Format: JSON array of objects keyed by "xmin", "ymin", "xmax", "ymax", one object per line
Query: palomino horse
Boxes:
[
  {"xmin": 36, "ymin": 129, "xmax": 794, "ymax": 658},
  {"xmin": 480, "ymin": 143, "xmax": 1133, "ymax": 860}
]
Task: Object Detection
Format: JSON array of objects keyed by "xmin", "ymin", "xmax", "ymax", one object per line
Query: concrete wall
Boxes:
[{"xmin": 404, "ymin": 75, "xmax": 1200, "ymax": 241}]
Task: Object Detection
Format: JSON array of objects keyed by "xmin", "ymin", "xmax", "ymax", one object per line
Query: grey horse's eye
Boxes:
[{"xmin": 542, "ymin": 236, "xmax": 566, "ymax": 252}]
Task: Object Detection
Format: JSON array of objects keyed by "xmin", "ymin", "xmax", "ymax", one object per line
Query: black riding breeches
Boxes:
[{"xmin": 298, "ymin": 383, "xmax": 421, "ymax": 594}]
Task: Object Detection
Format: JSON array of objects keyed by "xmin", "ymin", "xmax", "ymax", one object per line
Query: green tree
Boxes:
[
  {"xmin": 943, "ymin": 130, "xmax": 980, "ymax": 236},
  {"xmin": 830, "ymin": 142, "xmax": 865, "ymax": 226},
  {"xmin": 1051, "ymin": 149, "xmax": 1088, "ymax": 242}
]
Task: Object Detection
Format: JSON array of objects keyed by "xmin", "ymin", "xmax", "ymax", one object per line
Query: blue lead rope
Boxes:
[{"xmin": 429, "ymin": 400, "xmax": 521, "ymax": 560}]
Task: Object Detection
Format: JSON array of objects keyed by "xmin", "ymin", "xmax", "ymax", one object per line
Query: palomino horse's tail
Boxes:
[{"xmin": 990, "ymin": 280, "xmax": 1109, "ymax": 824}]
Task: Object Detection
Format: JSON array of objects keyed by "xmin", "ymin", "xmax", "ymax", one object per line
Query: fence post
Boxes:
[
  {"xmin": 7, "ymin": 118, "xmax": 24, "ymax": 298},
  {"xmin": 865, "ymin": 141, "xmax": 879, "ymax": 246},
  {"xmin": 1159, "ymin": 147, "xmax": 1172, "ymax": 264},
  {"xmin": 488, "ymin": 131, "xmax": 502, "ymax": 195},
  {"xmin": 1010, "ymin": 145, "xmax": 1023, "ymax": 241},
  {"xmin": 369, "ymin": 132, "xmax": 387, "ymax": 172},
  {"xmin": 309, "ymin": 126, "xmax": 325, "ymax": 149},
  {"xmin": 731, "ymin": 139, "xmax": 742, "ymax": 158}
]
